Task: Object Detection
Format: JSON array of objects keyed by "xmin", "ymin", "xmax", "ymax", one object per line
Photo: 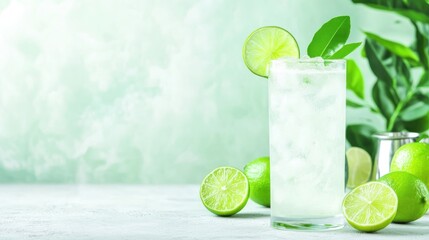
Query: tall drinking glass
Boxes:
[{"xmin": 268, "ymin": 58, "xmax": 346, "ymax": 231}]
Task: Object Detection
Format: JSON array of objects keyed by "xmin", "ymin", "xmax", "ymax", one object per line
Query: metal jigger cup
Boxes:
[{"xmin": 372, "ymin": 132, "xmax": 420, "ymax": 179}]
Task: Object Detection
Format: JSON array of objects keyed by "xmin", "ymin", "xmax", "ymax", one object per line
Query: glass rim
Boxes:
[
  {"xmin": 270, "ymin": 57, "xmax": 346, "ymax": 64},
  {"xmin": 372, "ymin": 132, "xmax": 419, "ymax": 140}
]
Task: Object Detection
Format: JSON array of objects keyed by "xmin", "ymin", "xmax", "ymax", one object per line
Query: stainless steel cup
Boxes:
[{"xmin": 373, "ymin": 132, "xmax": 419, "ymax": 179}]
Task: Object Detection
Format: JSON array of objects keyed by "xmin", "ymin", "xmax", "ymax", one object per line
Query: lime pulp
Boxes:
[
  {"xmin": 242, "ymin": 26, "xmax": 299, "ymax": 77},
  {"xmin": 200, "ymin": 167, "xmax": 249, "ymax": 216},
  {"xmin": 342, "ymin": 182, "xmax": 398, "ymax": 232},
  {"xmin": 346, "ymin": 147, "xmax": 372, "ymax": 189}
]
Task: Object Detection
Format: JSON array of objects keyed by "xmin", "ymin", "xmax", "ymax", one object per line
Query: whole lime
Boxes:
[
  {"xmin": 378, "ymin": 171, "xmax": 429, "ymax": 223},
  {"xmin": 243, "ymin": 156, "xmax": 270, "ymax": 207},
  {"xmin": 403, "ymin": 113, "xmax": 429, "ymax": 133},
  {"xmin": 390, "ymin": 142, "xmax": 429, "ymax": 189}
]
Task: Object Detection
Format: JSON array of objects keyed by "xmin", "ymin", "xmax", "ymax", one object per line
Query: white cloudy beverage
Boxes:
[{"xmin": 268, "ymin": 58, "xmax": 345, "ymax": 231}]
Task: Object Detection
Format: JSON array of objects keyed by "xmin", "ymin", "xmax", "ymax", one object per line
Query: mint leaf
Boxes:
[
  {"xmin": 346, "ymin": 59, "xmax": 365, "ymax": 99},
  {"xmin": 352, "ymin": 0, "xmax": 429, "ymax": 23},
  {"xmin": 364, "ymin": 32, "xmax": 419, "ymax": 64},
  {"xmin": 307, "ymin": 16, "xmax": 350, "ymax": 58},
  {"xmin": 328, "ymin": 42, "xmax": 361, "ymax": 59}
]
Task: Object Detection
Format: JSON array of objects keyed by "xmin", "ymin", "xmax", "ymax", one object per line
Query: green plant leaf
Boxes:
[
  {"xmin": 385, "ymin": 89, "xmax": 429, "ymax": 132},
  {"xmin": 346, "ymin": 124, "xmax": 378, "ymax": 159},
  {"xmin": 372, "ymin": 80, "xmax": 396, "ymax": 119},
  {"xmin": 364, "ymin": 38, "xmax": 412, "ymax": 90},
  {"xmin": 361, "ymin": 46, "xmax": 367, "ymax": 58},
  {"xmin": 392, "ymin": 56, "xmax": 411, "ymax": 97},
  {"xmin": 347, "ymin": 99, "xmax": 365, "ymax": 108},
  {"xmin": 364, "ymin": 31, "xmax": 419, "ymax": 64},
  {"xmin": 307, "ymin": 16, "xmax": 351, "ymax": 58},
  {"xmin": 346, "ymin": 59, "xmax": 365, "ymax": 99},
  {"xmin": 352, "ymin": 0, "xmax": 429, "ymax": 23},
  {"xmin": 400, "ymin": 101, "xmax": 429, "ymax": 121},
  {"xmin": 328, "ymin": 42, "xmax": 362, "ymax": 59},
  {"xmin": 413, "ymin": 22, "xmax": 429, "ymax": 70},
  {"xmin": 418, "ymin": 72, "xmax": 429, "ymax": 88},
  {"xmin": 364, "ymin": 38, "xmax": 393, "ymax": 84},
  {"xmin": 415, "ymin": 91, "xmax": 429, "ymax": 104}
]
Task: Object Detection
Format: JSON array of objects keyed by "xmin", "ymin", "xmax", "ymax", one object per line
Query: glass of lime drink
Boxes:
[{"xmin": 268, "ymin": 58, "xmax": 346, "ymax": 231}]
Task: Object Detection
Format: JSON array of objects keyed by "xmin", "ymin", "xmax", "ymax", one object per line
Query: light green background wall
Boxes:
[{"xmin": 0, "ymin": 0, "xmax": 412, "ymax": 183}]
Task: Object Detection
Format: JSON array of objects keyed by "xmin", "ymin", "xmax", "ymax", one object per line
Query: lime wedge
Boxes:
[
  {"xmin": 242, "ymin": 26, "xmax": 300, "ymax": 77},
  {"xmin": 346, "ymin": 147, "xmax": 372, "ymax": 189},
  {"xmin": 200, "ymin": 167, "xmax": 249, "ymax": 216},
  {"xmin": 343, "ymin": 182, "xmax": 398, "ymax": 232}
]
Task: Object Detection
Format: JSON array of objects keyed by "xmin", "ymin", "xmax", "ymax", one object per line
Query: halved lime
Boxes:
[
  {"xmin": 242, "ymin": 26, "xmax": 300, "ymax": 77},
  {"xmin": 343, "ymin": 182, "xmax": 398, "ymax": 232},
  {"xmin": 200, "ymin": 167, "xmax": 249, "ymax": 216},
  {"xmin": 346, "ymin": 147, "xmax": 372, "ymax": 189}
]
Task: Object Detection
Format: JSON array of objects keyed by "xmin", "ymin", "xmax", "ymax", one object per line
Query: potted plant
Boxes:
[{"xmin": 346, "ymin": 0, "xmax": 429, "ymax": 158}]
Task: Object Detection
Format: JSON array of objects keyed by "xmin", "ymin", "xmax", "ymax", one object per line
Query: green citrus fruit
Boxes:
[
  {"xmin": 390, "ymin": 142, "xmax": 429, "ymax": 189},
  {"xmin": 343, "ymin": 182, "xmax": 398, "ymax": 232},
  {"xmin": 379, "ymin": 171, "xmax": 429, "ymax": 223},
  {"xmin": 242, "ymin": 26, "xmax": 299, "ymax": 77},
  {"xmin": 243, "ymin": 156, "xmax": 270, "ymax": 207},
  {"xmin": 346, "ymin": 147, "xmax": 372, "ymax": 189},
  {"xmin": 200, "ymin": 167, "xmax": 249, "ymax": 216}
]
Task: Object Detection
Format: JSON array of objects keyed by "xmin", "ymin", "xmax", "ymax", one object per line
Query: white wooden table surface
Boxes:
[{"xmin": 0, "ymin": 185, "xmax": 428, "ymax": 239}]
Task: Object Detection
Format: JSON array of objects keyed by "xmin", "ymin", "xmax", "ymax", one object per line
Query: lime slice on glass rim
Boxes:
[
  {"xmin": 343, "ymin": 182, "xmax": 398, "ymax": 232},
  {"xmin": 200, "ymin": 167, "xmax": 249, "ymax": 216},
  {"xmin": 242, "ymin": 26, "xmax": 300, "ymax": 77},
  {"xmin": 346, "ymin": 147, "xmax": 372, "ymax": 189}
]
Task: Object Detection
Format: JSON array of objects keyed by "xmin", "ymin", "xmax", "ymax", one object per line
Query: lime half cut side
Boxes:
[
  {"xmin": 200, "ymin": 167, "xmax": 249, "ymax": 216},
  {"xmin": 343, "ymin": 182, "xmax": 398, "ymax": 232},
  {"xmin": 346, "ymin": 147, "xmax": 372, "ymax": 189},
  {"xmin": 242, "ymin": 26, "xmax": 300, "ymax": 77}
]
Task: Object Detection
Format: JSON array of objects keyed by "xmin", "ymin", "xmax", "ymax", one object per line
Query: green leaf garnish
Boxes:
[
  {"xmin": 307, "ymin": 16, "xmax": 351, "ymax": 58},
  {"xmin": 328, "ymin": 42, "xmax": 362, "ymax": 59}
]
